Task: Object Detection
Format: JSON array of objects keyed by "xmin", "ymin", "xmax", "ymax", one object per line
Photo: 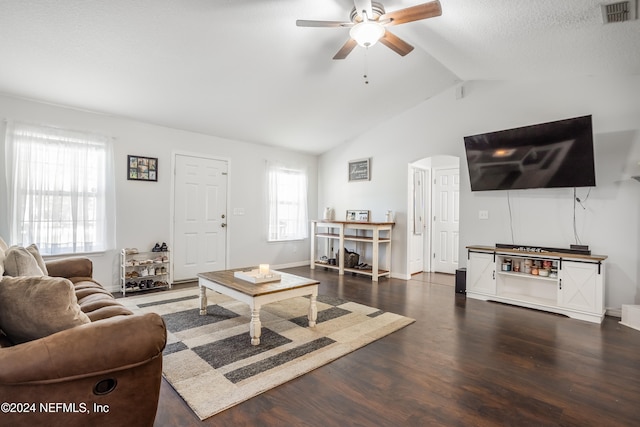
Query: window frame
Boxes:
[{"xmin": 5, "ymin": 121, "xmax": 115, "ymax": 255}]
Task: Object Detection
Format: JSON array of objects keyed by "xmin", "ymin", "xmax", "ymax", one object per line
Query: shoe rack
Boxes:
[{"xmin": 120, "ymin": 245, "xmax": 172, "ymax": 296}]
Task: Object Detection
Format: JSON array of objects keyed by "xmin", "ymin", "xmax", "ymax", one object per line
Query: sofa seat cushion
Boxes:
[
  {"xmin": 0, "ymin": 276, "xmax": 91, "ymax": 344},
  {"xmin": 84, "ymin": 304, "xmax": 133, "ymax": 322},
  {"xmin": 74, "ymin": 281, "xmax": 133, "ymax": 321},
  {"xmin": 75, "ymin": 285, "xmax": 113, "ymax": 300}
]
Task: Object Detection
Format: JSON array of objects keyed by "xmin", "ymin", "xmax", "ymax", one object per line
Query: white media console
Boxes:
[{"xmin": 465, "ymin": 245, "xmax": 607, "ymax": 323}]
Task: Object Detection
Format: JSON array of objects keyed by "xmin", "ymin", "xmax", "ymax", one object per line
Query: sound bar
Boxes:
[{"xmin": 496, "ymin": 243, "xmax": 591, "ymax": 256}]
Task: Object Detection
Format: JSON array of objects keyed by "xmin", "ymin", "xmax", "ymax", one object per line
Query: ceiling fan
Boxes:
[{"xmin": 296, "ymin": 0, "xmax": 442, "ymax": 60}]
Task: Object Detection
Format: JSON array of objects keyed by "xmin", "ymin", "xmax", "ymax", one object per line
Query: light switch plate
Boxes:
[{"xmin": 478, "ymin": 210, "xmax": 489, "ymax": 220}]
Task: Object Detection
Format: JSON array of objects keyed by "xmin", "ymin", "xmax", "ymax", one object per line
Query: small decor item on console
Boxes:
[
  {"xmin": 385, "ymin": 210, "xmax": 394, "ymax": 222},
  {"xmin": 323, "ymin": 207, "xmax": 335, "ymax": 220}
]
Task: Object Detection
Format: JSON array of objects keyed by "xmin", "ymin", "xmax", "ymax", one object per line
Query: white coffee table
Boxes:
[{"xmin": 198, "ymin": 268, "xmax": 319, "ymax": 345}]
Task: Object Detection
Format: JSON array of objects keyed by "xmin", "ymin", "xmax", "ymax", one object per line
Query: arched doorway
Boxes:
[{"xmin": 407, "ymin": 155, "xmax": 460, "ymax": 275}]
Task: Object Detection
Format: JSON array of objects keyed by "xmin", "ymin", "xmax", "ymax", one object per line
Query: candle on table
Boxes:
[{"xmin": 259, "ymin": 264, "xmax": 269, "ymax": 275}]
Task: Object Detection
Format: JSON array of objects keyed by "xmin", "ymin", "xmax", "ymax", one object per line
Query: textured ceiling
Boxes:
[{"xmin": 0, "ymin": 0, "xmax": 638, "ymax": 154}]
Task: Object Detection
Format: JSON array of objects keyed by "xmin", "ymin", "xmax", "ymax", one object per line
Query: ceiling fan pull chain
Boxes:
[{"xmin": 363, "ymin": 47, "xmax": 369, "ymax": 85}]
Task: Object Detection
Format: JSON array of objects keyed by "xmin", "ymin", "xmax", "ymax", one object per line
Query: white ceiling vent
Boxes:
[{"xmin": 601, "ymin": 1, "xmax": 638, "ymax": 23}]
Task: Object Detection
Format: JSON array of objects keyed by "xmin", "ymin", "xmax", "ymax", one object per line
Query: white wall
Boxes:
[
  {"xmin": 318, "ymin": 76, "xmax": 640, "ymax": 312},
  {"xmin": 0, "ymin": 95, "xmax": 317, "ymax": 291}
]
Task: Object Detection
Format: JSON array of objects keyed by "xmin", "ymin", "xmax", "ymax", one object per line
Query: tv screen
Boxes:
[{"xmin": 463, "ymin": 115, "xmax": 596, "ymax": 191}]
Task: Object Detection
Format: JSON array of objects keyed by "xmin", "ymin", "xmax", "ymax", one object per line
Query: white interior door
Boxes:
[
  {"xmin": 432, "ymin": 167, "xmax": 460, "ymax": 274},
  {"xmin": 173, "ymin": 155, "xmax": 228, "ymax": 281}
]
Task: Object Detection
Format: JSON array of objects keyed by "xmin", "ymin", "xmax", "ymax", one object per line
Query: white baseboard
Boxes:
[
  {"xmin": 606, "ymin": 307, "xmax": 622, "ymax": 319},
  {"xmin": 273, "ymin": 260, "xmax": 311, "ymax": 270}
]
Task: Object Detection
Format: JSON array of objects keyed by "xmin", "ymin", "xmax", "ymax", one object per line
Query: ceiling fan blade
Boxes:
[
  {"xmin": 353, "ymin": 0, "xmax": 373, "ymax": 19},
  {"xmin": 333, "ymin": 39, "xmax": 358, "ymax": 60},
  {"xmin": 379, "ymin": 31, "xmax": 414, "ymax": 56},
  {"xmin": 380, "ymin": 0, "xmax": 442, "ymax": 26},
  {"xmin": 296, "ymin": 19, "xmax": 353, "ymax": 28}
]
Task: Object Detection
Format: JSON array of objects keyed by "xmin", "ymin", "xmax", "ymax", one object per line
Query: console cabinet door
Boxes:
[
  {"xmin": 559, "ymin": 261, "xmax": 603, "ymax": 314},
  {"xmin": 467, "ymin": 251, "xmax": 496, "ymax": 295}
]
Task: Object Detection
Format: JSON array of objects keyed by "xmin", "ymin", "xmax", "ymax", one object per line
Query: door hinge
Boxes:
[{"xmin": 222, "ymin": 172, "xmax": 228, "ymax": 175}]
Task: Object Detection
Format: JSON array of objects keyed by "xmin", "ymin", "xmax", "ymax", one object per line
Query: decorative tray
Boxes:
[{"xmin": 234, "ymin": 269, "xmax": 281, "ymax": 284}]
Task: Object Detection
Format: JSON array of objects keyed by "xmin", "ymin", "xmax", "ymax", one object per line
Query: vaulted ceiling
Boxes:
[{"xmin": 0, "ymin": 0, "xmax": 638, "ymax": 154}]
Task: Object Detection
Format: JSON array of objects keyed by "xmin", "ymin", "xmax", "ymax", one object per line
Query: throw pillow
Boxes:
[
  {"xmin": 0, "ymin": 237, "xmax": 7, "ymax": 277},
  {"xmin": 0, "ymin": 247, "xmax": 5, "ymax": 277},
  {"xmin": 26, "ymin": 244, "xmax": 48, "ymax": 276},
  {"xmin": 3, "ymin": 246, "xmax": 44, "ymax": 277},
  {"xmin": 0, "ymin": 276, "xmax": 91, "ymax": 344}
]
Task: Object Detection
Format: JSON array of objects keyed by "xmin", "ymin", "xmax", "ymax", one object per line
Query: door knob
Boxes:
[{"xmin": 221, "ymin": 223, "xmax": 227, "ymax": 228}]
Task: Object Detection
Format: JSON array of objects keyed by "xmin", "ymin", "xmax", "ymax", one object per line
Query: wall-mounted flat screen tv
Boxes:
[{"xmin": 463, "ymin": 115, "xmax": 596, "ymax": 191}]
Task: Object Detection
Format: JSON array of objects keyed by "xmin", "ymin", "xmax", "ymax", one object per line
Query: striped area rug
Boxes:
[{"xmin": 122, "ymin": 288, "xmax": 415, "ymax": 420}]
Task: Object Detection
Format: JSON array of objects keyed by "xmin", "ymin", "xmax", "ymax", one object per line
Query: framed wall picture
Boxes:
[
  {"xmin": 348, "ymin": 158, "xmax": 370, "ymax": 182},
  {"xmin": 346, "ymin": 210, "xmax": 370, "ymax": 222},
  {"xmin": 128, "ymin": 155, "xmax": 158, "ymax": 182}
]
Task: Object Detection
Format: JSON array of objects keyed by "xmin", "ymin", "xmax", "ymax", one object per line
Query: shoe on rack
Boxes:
[
  {"xmin": 160, "ymin": 242, "xmax": 168, "ymax": 252},
  {"xmin": 152, "ymin": 243, "xmax": 161, "ymax": 252}
]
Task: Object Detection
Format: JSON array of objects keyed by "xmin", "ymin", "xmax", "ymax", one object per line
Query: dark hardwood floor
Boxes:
[{"xmin": 153, "ymin": 267, "xmax": 640, "ymax": 426}]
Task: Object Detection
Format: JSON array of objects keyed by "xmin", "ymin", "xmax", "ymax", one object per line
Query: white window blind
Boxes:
[
  {"xmin": 5, "ymin": 121, "xmax": 116, "ymax": 255},
  {"xmin": 267, "ymin": 162, "xmax": 308, "ymax": 242}
]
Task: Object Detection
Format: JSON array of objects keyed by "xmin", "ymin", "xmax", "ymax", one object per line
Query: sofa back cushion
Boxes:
[
  {"xmin": 3, "ymin": 246, "xmax": 44, "ymax": 276},
  {"xmin": 0, "ymin": 276, "xmax": 91, "ymax": 344}
]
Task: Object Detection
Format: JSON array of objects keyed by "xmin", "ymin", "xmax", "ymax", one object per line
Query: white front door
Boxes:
[
  {"xmin": 173, "ymin": 155, "xmax": 228, "ymax": 281},
  {"xmin": 432, "ymin": 167, "xmax": 460, "ymax": 274}
]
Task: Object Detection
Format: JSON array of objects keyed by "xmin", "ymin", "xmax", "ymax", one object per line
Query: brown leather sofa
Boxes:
[{"xmin": 0, "ymin": 256, "xmax": 167, "ymax": 427}]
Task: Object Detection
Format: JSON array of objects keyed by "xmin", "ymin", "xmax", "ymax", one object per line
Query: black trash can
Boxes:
[{"xmin": 455, "ymin": 268, "xmax": 466, "ymax": 294}]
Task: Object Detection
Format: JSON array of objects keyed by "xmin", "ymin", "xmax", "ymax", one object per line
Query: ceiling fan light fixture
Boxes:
[{"xmin": 349, "ymin": 21, "xmax": 385, "ymax": 47}]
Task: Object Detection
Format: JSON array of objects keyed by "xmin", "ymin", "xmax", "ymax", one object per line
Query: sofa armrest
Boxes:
[
  {"xmin": 0, "ymin": 313, "xmax": 166, "ymax": 385},
  {"xmin": 45, "ymin": 257, "xmax": 93, "ymax": 279}
]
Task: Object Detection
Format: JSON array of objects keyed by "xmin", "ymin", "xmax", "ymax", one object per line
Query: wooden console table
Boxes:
[{"xmin": 310, "ymin": 220, "xmax": 394, "ymax": 282}]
